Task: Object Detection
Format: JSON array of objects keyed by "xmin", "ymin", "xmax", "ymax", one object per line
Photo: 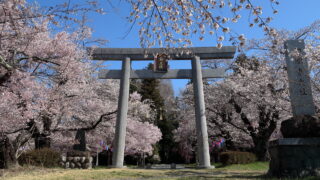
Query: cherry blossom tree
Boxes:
[
  {"xmin": 0, "ymin": 60, "xmax": 161, "ymax": 167},
  {"xmin": 0, "ymin": 0, "xmax": 161, "ymax": 168},
  {"xmin": 173, "ymin": 90, "xmax": 197, "ymax": 163},
  {"xmin": 17, "ymin": 0, "xmax": 281, "ymax": 49},
  {"xmin": 83, "ymin": 92, "xmax": 161, "ymax": 156},
  {"xmin": 125, "ymin": 0, "xmax": 280, "ymax": 48},
  {"xmin": 174, "ymin": 20, "xmax": 320, "ymax": 161},
  {"xmin": 174, "ymin": 55, "xmax": 290, "ymax": 161},
  {"xmin": 208, "ymin": 55, "xmax": 291, "ymax": 160},
  {"xmin": 0, "ymin": 0, "xmax": 97, "ymax": 167},
  {"xmin": 0, "ymin": 23, "xmax": 109, "ymax": 167}
]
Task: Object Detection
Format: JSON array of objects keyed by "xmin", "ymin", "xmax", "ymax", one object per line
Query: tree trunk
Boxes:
[
  {"xmin": 34, "ymin": 135, "xmax": 51, "ymax": 149},
  {"xmin": 34, "ymin": 114, "xmax": 52, "ymax": 149},
  {"xmin": 73, "ymin": 129, "xmax": 86, "ymax": 151},
  {"xmin": 0, "ymin": 71, "xmax": 12, "ymax": 86},
  {"xmin": 253, "ymin": 110, "xmax": 278, "ymax": 161},
  {"xmin": 0, "ymin": 135, "xmax": 19, "ymax": 169},
  {"xmin": 252, "ymin": 136, "xmax": 270, "ymax": 161}
]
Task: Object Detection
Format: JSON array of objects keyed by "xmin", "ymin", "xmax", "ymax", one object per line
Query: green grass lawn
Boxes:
[{"xmin": 0, "ymin": 162, "xmax": 317, "ymax": 180}]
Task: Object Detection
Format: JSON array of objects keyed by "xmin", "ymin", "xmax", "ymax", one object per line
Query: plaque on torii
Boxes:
[
  {"xmin": 154, "ymin": 53, "xmax": 169, "ymax": 72},
  {"xmin": 89, "ymin": 46, "xmax": 236, "ymax": 169}
]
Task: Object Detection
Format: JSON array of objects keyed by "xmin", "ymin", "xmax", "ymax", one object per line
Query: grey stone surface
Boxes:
[
  {"xmin": 84, "ymin": 163, "xmax": 92, "ymax": 169},
  {"xmin": 62, "ymin": 155, "xmax": 92, "ymax": 169},
  {"xmin": 62, "ymin": 151, "xmax": 93, "ymax": 169},
  {"xmin": 89, "ymin": 46, "xmax": 236, "ymax": 60},
  {"xmin": 281, "ymin": 115, "xmax": 320, "ymax": 138},
  {"xmin": 65, "ymin": 162, "xmax": 69, "ymax": 168},
  {"xmin": 285, "ymin": 40, "xmax": 315, "ymax": 116},
  {"xmin": 70, "ymin": 162, "xmax": 75, "ymax": 168},
  {"xmin": 269, "ymin": 40, "xmax": 320, "ymax": 178},
  {"xmin": 171, "ymin": 163, "xmax": 176, "ymax": 169},
  {"xmin": 76, "ymin": 162, "xmax": 82, "ymax": 168},
  {"xmin": 192, "ymin": 56, "xmax": 212, "ymax": 169},
  {"xmin": 151, "ymin": 164, "xmax": 185, "ymax": 169},
  {"xmin": 269, "ymin": 138, "xmax": 320, "ymax": 146},
  {"xmin": 268, "ymin": 138, "xmax": 320, "ymax": 178},
  {"xmin": 112, "ymin": 57, "xmax": 131, "ymax": 168},
  {"xmin": 74, "ymin": 157, "xmax": 80, "ymax": 162},
  {"xmin": 146, "ymin": 163, "xmax": 152, "ymax": 169},
  {"xmin": 99, "ymin": 69, "xmax": 225, "ymax": 79},
  {"xmin": 66, "ymin": 150, "xmax": 90, "ymax": 157},
  {"xmin": 61, "ymin": 156, "xmax": 66, "ymax": 162}
]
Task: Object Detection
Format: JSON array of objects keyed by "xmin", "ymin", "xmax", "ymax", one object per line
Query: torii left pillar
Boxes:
[
  {"xmin": 192, "ymin": 56, "xmax": 211, "ymax": 168},
  {"xmin": 112, "ymin": 57, "xmax": 131, "ymax": 168}
]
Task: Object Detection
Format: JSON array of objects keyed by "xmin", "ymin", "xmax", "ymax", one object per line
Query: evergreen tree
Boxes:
[
  {"xmin": 129, "ymin": 79, "xmax": 141, "ymax": 94},
  {"xmin": 138, "ymin": 64, "xmax": 164, "ymax": 125},
  {"xmin": 138, "ymin": 63, "xmax": 182, "ymax": 163}
]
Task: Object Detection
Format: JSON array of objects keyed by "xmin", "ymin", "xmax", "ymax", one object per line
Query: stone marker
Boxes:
[
  {"xmin": 280, "ymin": 39, "xmax": 319, "ymax": 137},
  {"xmin": 170, "ymin": 163, "xmax": 176, "ymax": 169},
  {"xmin": 146, "ymin": 163, "xmax": 152, "ymax": 169},
  {"xmin": 268, "ymin": 40, "xmax": 320, "ymax": 178},
  {"xmin": 284, "ymin": 39, "xmax": 315, "ymax": 116}
]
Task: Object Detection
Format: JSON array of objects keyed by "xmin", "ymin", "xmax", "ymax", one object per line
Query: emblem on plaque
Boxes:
[{"xmin": 154, "ymin": 54, "xmax": 169, "ymax": 72}]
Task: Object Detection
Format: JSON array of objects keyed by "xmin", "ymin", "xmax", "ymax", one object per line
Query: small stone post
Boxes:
[
  {"xmin": 112, "ymin": 57, "xmax": 131, "ymax": 168},
  {"xmin": 191, "ymin": 56, "xmax": 212, "ymax": 168}
]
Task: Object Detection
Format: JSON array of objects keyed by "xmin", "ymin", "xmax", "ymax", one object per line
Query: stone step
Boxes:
[{"xmin": 149, "ymin": 164, "xmax": 185, "ymax": 169}]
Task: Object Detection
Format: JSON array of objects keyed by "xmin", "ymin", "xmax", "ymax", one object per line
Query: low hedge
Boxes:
[
  {"xmin": 220, "ymin": 151, "xmax": 257, "ymax": 165},
  {"xmin": 18, "ymin": 148, "xmax": 60, "ymax": 167}
]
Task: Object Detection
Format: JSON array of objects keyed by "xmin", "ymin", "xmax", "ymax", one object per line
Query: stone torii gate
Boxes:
[{"xmin": 90, "ymin": 47, "xmax": 236, "ymax": 168}]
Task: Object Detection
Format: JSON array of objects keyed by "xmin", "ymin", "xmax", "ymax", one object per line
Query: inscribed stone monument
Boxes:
[
  {"xmin": 268, "ymin": 40, "xmax": 320, "ymax": 178},
  {"xmin": 284, "ymin": 39, "xmax": 315, "ymax": 116}
]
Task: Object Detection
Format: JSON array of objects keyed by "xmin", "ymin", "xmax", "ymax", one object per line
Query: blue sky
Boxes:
[{"xmin": 36, "ymin": 0, "xmax": 320, "ymax": 96}]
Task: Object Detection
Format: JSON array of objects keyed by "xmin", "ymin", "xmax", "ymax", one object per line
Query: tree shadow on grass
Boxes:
[
  {"xmin": 164, "ymin": 170, "xmax": 265, "ymax": 179},
  {"xmin": 224, "ymin": 174, "xmax": 320, "ymax": 180},
  {"xmin": 222, "ymin": 173, "xmax": 268, "ymax": 179}
]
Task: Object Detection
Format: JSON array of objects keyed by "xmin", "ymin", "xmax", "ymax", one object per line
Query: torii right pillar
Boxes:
[{"xmin": 192, "ymin": 56, "xmax": 212, "ymax": 168}]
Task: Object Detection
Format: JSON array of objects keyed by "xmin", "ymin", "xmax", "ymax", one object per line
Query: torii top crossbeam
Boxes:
[
  {"xmin": 90, "ymin": 46, "xmax": 236, "ymax": 79},
  {"xmin": 89, "ymin": 46, "xmax": 236, "ymax": 60}
]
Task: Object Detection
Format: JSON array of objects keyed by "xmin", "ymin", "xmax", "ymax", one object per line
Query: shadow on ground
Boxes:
[
  {"xmin": 163, "ymin": 170, "xmax": 319, "ymax": 180},
  {"xmin": 164, "ymin": 170, "xmax": 265, "ymax": 179}
]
